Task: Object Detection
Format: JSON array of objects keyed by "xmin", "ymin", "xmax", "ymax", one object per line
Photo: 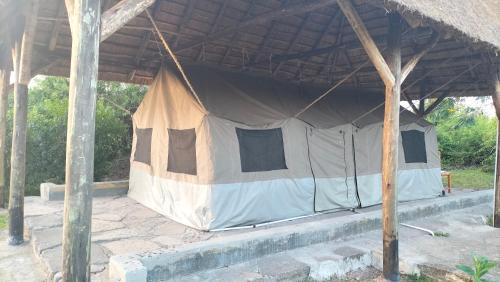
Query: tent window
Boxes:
[
  {"xmin": 134, "ymin": 128, "xmax": 153, "ymax": 165},
  {"xmin": 401, "ymin": 130, "xmax": 427, "ymax": 163},
  {"xmin": 236, "ymin": 128, "xmax": 287, "ymax": 172},
  {"xmin": 167, "ymin": 128, "xmax": 197, "ymax": 175}
]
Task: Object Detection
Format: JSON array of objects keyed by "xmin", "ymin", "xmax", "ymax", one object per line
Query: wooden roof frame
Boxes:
[{"xmin": 1, "ymin": 0, "xmax": 498, "ymax": 99}]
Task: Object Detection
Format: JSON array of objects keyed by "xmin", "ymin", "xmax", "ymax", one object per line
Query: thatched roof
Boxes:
[
  {"xmin": 387, "ymin": 0, "xmax": 500, "ymax": 50},
  {"xmin": 0, "ymin": 0, "xmax": 499, "ymax": 99}
]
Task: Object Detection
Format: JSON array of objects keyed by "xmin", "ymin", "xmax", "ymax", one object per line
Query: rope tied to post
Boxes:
[{"xmin": 145, "ymin": 9, "xmax": 208, "ymax": 113}]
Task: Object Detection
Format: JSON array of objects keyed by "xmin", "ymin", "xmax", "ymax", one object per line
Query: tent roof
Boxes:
[
  {"xmin": 0, "ymin": 0, "xmax": 498, "ymax": 99},
  {"xmin": 182, "ymin": 65, "xmax": 429, "ymax": 128}
]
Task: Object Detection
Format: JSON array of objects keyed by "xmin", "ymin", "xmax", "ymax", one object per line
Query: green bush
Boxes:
[
  {"xmin": 5, "ymin": 77, "xmax": 146, "ymax": 195},
  {"xmin": 427, "ymin": 98, "xmax": 496, "ymax": 172}
]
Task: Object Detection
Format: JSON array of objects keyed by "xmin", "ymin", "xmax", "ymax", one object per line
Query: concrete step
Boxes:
[
  {"xmin": 109, "ymin": 191, "xmax": 493, "ymax": 281},
  {"xmin": 176, "ymin": 254, "xmax": 310, "ymax": 282},
  {"xmin": 172, "ymin": 242, "xmax": 372, "ymax": 282}
]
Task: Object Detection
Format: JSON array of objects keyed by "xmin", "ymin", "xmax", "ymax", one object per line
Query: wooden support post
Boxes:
[
  {"xmin": 337, "ymin": 2, "xmax": 404, "ymax": 280},
  {"xmin": 381, "ymin": 12, "xmax": 402, "ymax": 281},
  {"xmin": 493, "ymin": 60, "xmax": 500, "ymax": 228},
  {"xmin": 62, "ymin": 0, "xmax": 101, "ymax": 280},
  {"xmin": 8, "ymin": 0, "xmax": 38, "ymax": 245},
  {"xmin": 0, "ymin": 67, "xmax": 8, "ymax": 208}
]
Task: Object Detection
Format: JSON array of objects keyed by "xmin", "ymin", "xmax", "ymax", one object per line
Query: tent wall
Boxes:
[
  {"xmin": 205, "ymin": 115, "xmax": 315, "ymax": 229},
  {"xmin": 309, "ymin": 125, "xmax": 359, "ymax": 211},
  {"xmin": 354, "ymin": 122, "xmax": 443, "ymax": 207},
  {"xmin": 128, "ymin": 66, "xmax": 443, "ymax": 230}
]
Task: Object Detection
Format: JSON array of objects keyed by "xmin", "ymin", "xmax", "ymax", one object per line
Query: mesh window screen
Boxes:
[
  {"xmin": 134, "ymin": 128, "xmax": 153, "ymax": 165},
  {"xmin": 167, "ymin": 128, "xmax": 197, "ymax": 175},
  {"xmin": 236, "ymin": 128, "xmax": 287, "ymax": 172},
  {"xmin": 401, "ymin": 130, "xmax": 427, "ymax": 163}
]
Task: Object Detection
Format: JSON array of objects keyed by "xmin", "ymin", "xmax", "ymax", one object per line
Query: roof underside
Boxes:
[{"xmin": 2, "ymin": 0, "xmax": 500, "ymax": 99}]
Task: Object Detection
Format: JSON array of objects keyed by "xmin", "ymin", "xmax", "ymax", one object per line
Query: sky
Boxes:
[{"xmin": 401, "ymin": 96, "xmax": 495, "ymax": 117}]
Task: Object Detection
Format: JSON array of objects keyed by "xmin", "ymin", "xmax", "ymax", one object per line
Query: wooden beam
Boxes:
[
  {"xmin": 62, "ymin": 0, "xmax": 101, "ymax": 280},
  {"xmin": 272, "ymin": 13, "xmax": 311, "ymax": 75},
  {"xmin": 418, "ymin": 82, "xmax": 426, "ymax": 117},
  {"xmin": 423, "ymin": 89, "xmax": 451, "ymax": 116},
  {"xmin": 420, "ymin": 62, "xmax": 480, "ymax": 99},
  {"xmin": 8, "ymin": 0, "xmax": 39, "ymax": 245},
  {"xmin": 401, "ymin": 31, "xmax": 439, "ymax": 83},
  {"xmin": 195, "ymin": 0, "xmax": 228, "ymax": 62},
  {"xmin": 65, "ymin": 0, "xmax": 75, "ymax": 32},
  {"xmin": 175, "ymin": 0, "xmax": 338, "ymax": 53},
  {"xmin": 402, "ymin": 91, "xmax": 418, "ymax": 114},
  {"xmin": 493, "ymin": 60, "xmax": 500, "ymax": 228},
  {"xmin": 48, "ymin": 1, "xmax": 66, "ymax": 51},
  {"xmin": 381, "ymin": 12, "xmax": 402, "ymax": 281},
  {"xmin": 274, "ymin": 27, "xmax": 430, "ymax": 65},
  {"xmin": 337, "ymin": 0, "xmax": 394, "ymax": 86},
  {"xmin": 294, "ymin": 8, "xmax": 342, "ymax": 79},
  {"xmin": 171, "ymin": 0, "xmax": 198, "ymax": 49},
  {"xmin": 245, "ymin": 19, "xmax": 278, "ymax": 69},
  {"xmin": 101, "ymin": 0, "xmax": 155, "ymax": 41},
  {"xmin": 218, "ymin": 0, "xmax": 257, "ymax": 65},
  {"xmin": 128, "ymin": 0, "xmax": 162, "ymax": 81},
  {"xmin": 0, "ymin": 67, "xmax": 8, "ymax": 208}
]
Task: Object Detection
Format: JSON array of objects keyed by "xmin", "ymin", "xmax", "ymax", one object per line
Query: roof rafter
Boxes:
[
  {"xmin": 272, "ymin": 13, "xmax": 311, "ymax": 75},
  {"xmin": 128, "ymin": 0, "xmax": 163, "ymax": 81},
  {"xmin": 48, "ymin": 0, "xmax": 66, "ymax": 51},
  {"xmin": 293, "ymin": 8, "xmax": 342, "ymax": 79},
  {"xmin": 218, "ymin": 0, "xmax": 257, "ymax": 65},
  {"xmin": 171, "ymin": 0, "xmax": 198, "ymax": 49},
  {"xmin": 195, "ymin": 0, "xmax": 229, "ymax": 62},
  {"xmin": 174, "ymin": 0, "xmax": 339, "ymax": 54}
]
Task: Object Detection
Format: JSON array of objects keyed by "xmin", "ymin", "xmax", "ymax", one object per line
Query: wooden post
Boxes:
[
  {"xmin": 337, "ymin": 2, "xmax": 408, "ymax": 280},
  {"xmin": 0, "ymin": 67, "xmax": 8, "ymax": 208},
  {"xmin": 382, "ymin": 12, "xmax": 402, "ymax": 281},
  {"xmin": 62, "ymin": 0, "xmax": 101, "ymax": 280},
  {"xmin": 8, "ymin": 0, "xmax": 38, "ymax": 245},
  {"xmin": 493, "ymin": 60, "xmax": 500, "ymax": 228}
]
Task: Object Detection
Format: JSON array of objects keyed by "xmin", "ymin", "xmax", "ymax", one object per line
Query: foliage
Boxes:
[
  {"xmin": 433, "ymin": 231, "xmax": 449, "ymax": 237},
  {"xmin": 5, "ymin": 77, "xmax": 146, "ymax": 195},
  {"xmin": 426, "ymin": 98, "xmax": 496, "ymax": 172},
  {"xmin": 486, "ymin": 215, "xmax": 493, "ymax": 227},
  {"xmin": 0, "ymin": 214, "xmax": 6, "ymax": 230},
  {"xmin": 456, "ymin": 256, "xmax": 497, "ymax": 282},
  {"xmin": 405, "ymin": 273, "xmax": 429, "ymax": 282}
]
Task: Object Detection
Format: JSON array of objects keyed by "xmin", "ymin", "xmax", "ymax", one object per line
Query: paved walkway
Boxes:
[
  {"xmin": 0, "ymin": 209, "xmax": 44, "ymax": 282},
  {"xmin": 1, "ymin": 190, "xmax": 496, "ymax": 281}
]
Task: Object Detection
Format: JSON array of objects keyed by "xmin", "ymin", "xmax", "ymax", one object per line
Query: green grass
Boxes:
[
  {"xmin": 0, "ymin": 214, "xmax": 7, "ymax": 230},
  {"xmin": 434, "ymin": 231, "xmax": 450, "ymax": 237},
  {"xmin": 443, "ymin": 168, "xmax": 494, "ymax": 190}
]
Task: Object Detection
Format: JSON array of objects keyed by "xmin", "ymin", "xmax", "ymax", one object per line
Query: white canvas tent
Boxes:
[{"xmin": 128, "ymin": 66, "xmax": 443, "ymax": 230}]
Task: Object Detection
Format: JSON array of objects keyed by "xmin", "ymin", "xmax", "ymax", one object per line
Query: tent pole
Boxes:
[
  {"xmin": 493, "ymin": 59, "xmax": 500, "ymax": 228},
  {"xmin": 61, "ymin": 0, "xmax": 101, "ymax": 280},
  {"xmin": 8, "ymin": 0, "xmax": 38, "ymax": 246}
]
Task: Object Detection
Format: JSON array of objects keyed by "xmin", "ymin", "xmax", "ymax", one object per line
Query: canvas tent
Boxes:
[{"xmin": 128, "ymin": 65, "xmax": 443, "ymax": 230}]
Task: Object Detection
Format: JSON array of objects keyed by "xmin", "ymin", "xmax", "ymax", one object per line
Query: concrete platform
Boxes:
[
  {"xmin": 40, "ymin": 180, "xmax": 129, "ymax": 201},
  {"xmin": 23, "ymin": 190, "xmax": 494, "ymax": 281}
]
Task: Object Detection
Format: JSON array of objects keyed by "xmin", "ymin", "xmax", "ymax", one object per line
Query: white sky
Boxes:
[{"xmin": 401, "ymin": 96, "xmax": 495, "ymax": 117}]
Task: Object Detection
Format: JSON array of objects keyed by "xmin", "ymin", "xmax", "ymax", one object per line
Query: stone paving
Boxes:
[
  {"xmin": 21, "ymin": 190, "xmax": 496, "ymax": 281},
  {"xmin": 24, "ymin": 196, "xmax": 215, "ymax": 281},
  {"xmin": 0, "ymin": 209, "xmax": 45, "ymax": 282}
]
